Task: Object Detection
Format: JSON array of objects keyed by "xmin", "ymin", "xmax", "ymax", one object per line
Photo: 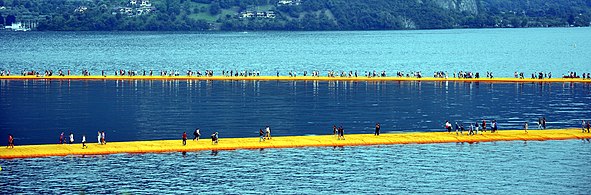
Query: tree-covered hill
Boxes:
[{"xmin": 0, "ymin": 0, "xmax": 590, "ymax": 31}]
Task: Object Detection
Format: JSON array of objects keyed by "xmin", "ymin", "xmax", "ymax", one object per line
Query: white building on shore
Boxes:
[{"xmin": 4, "ymin": 22, "xmax": 32, "ymax": 31}]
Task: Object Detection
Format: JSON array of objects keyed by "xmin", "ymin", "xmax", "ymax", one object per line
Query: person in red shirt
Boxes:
[
  {"xmin": 59, "ymin": 132, "xmax": 64, "ymax": 144},
  {"xmin": 7, "ymin": 134, "xmax": 14, "ymax": 148},
  {"xmin": 182, "ymin": 132, "xmax": 187, "ymax": 146}
]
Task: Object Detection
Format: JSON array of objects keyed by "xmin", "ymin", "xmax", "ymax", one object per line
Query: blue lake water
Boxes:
[
  {"xmin": 1, "ymin": 140, "xmax": 591, "ymax": 194},
  {"xmin": 1, "ymin": 28, "xmax": 591, "ymax": 193},
  {"xmin": 0, "ymin": 28, "xmax": 590, "ymax": 77},
  {"xmin": 1, "ymin": 80, "xmax": 590, "ymax": 145}
]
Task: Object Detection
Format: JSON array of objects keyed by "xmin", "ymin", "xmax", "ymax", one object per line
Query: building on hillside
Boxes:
[
  {"xmin": 4, "ymin": 22, "xmax": 31, "ymax": 31},
  {"xmin": 125, "ymin": 7, "xmax": 133, "ymax": 15},
  {"xmin": 256, "ymin": 12, "xmax": 266, "ymax": 17},
  {"xmin": 74, "ymin": 6, "xmax": 88, "ymax": 13},
  {"xmin": 140, "ymin": 0, "xmax": 151, "ymax": 7},
  {"xmin": 277, "ymin": 0, "xmax": 301, "ymax": 6},
  {"xmin": 240, "ymin": 11, "xmax": 276, "ymax": 19},
  {"xmin": 266, "ymin": 11, "xmax": 276, "ymax": 18},
  {"xmin": 114, "ymin": 3, "xmax": 153, "ymax": 17},
  {"xmin": 241, "ymin": 11, "xmax": 255, "ymax": 18}
]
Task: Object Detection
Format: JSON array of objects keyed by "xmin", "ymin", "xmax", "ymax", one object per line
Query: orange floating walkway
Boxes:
[
  {"xmin": 1, "ymin": 75, "xmax": 590, "ymax": 83},
  {"xmin": 1, "ymin": 129, "xmax": 590, "ymax": 159}
]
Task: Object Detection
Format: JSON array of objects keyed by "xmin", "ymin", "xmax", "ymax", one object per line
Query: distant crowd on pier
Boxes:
[
  {"xmin": 2, "ymin": 69, "xmax": 591, "ymax": 79},
  {"xmin": 444, "ymin": 119, "xmax": 499, "ymax": 136},
  {"xmin": 444, "ymin": 118, "xmax": 548, "ymax": 136},
  {"xmin": 513, "ymin": 71, "xmax": 591, "ymax": 79}
]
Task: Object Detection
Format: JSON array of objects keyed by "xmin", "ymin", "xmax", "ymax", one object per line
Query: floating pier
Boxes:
[
  {"xmin": 1, "ymin": 129, "xmax": 590, "ymax": 159},
  {"xmin": 1, "ymin": 75, "xmax": 590, "ymax": 83}
]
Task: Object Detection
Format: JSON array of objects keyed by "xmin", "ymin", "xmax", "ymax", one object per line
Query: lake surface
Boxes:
[
  {"xmin": 1, "ymin": 79, "xmax": 590, "ymax": 145},
  {"xmin": 1, "ymin": 140, "xmax": 591, "ymax": 194},
  {"xmin": 0, "ymin": 28, "xmax": 590, "ymax": 77},
  {"xmin": 1, "ymin": 28, "xmax": 591, "ymax": 193}
]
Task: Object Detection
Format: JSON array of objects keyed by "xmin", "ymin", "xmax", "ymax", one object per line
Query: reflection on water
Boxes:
[{"xmin": 0, "ymin": 80, "xmax": 590, "ymax": 144}]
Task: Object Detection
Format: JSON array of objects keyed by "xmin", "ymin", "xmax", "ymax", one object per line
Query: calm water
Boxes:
[
  {"xmin": 2, "ymin": 28, "xmax": 591, "ymax": 193},
  {"xmin": 0, "ymin": 79, "xmax": 590, "ymax": 145},
  {"xmin": 0, "ymin": 28, "xmax": 590, "ymax": 77},
  {"xmin": 1, "ymin": 140, "xmax": 590, "ymax": 194}
]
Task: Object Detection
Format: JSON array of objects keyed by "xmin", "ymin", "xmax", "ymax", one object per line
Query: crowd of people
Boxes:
[
  {"xmin": 454, "ymin": 71, "xmax": 481, "ymax": 79},
  {"xmin": 522, "ymin": 72, "xmax": 553, "ymax": 79},
  {"xmin": 562, "ymin": 72, "xmax": 589, "ymax": 79},
  {"xmin": 509, "ymin": 71, "xmax": 591, "ymax": 80},
  {"xmin": 332, "ymin": 125, "xmax": 346, "ymax": 140},
  {"xmin": 445, "ymin": 119, "xmax": 499, "ymax": 136},
  {"xmin": 51, "ymin": 131, "xmax": 106, "ymax": 149},
  {"xmin": 4, "ymin": 69, "xmax": 591, "ymax": 80}
]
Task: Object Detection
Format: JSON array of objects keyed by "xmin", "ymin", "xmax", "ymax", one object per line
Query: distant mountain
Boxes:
[{"xmin": 0, "ymin": 0, "xmax": 590, "ymax": 31}]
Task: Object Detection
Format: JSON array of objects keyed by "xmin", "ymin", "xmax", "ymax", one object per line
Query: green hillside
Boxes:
[{"xmin": 0, "ymin": 0, "xmax": 590, "ymax": 31}]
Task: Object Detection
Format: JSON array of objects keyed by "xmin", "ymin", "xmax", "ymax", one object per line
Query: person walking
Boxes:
[
  {"xmin": 259, "ymin": 129, "xmax": 265, "ymax": 142},
  {"xmin": 265, "ymin": 126, "xmax": 271, "ymax": 140},
  {"xmin": 492, "ymin": 120, "xmax": 498, "ymax": 133},
  {"xmin": 101, "ymin": 131, "xmax": 106, "ymax": 145},
  {"xmin": 582, "ymin": 120, "xmax": 586, "ymax": 133},
  {"xmin": 211, "ymin": 132, "xmax": 219, "ymax": 144},
  {"xmin": 7, "ymin": 134, "xmax": 14, "ymax": 149},
  {"xmin": 59, "ymin": 132, "xmax": 65, "ymax": 144},
  {"xmin": 182, "ymin": 132, "xmax": 187, "ymax": 146},
  {"xmin": 375, "ymin": 123, "xmax": 381, "ymax": 136},
  {"xmin": 82, "ymin": 135, "xmax": 88, "ymax": 149},
  {"xmin": 69, "ymin": 133, "xmax": 74, "ymax": 144},
  {"xmin": 524, "ymin": 122, "xmax": 528, "ymax": 134},
  {"xmin": 333, "ymin": 125, "xmax": 338, "ymax": 136},
  {"xmin": 445, "ymin": 121, "xmax": 452, "ymax": 133},
  {"xmin": 193, "ymin": 128, "xmax": 200, "ymax": 141},
  {"xmin": 97, "ymin": 131, "xmax": 102, "ymax": 145}
]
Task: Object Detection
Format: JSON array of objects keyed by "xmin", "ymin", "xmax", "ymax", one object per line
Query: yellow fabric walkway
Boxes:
[
  {"xmin": 2, "ymin": 129, "xmax": 590, "ymax": 159},
  {"xmin": 1, "ymin": 75, "xmax": 590, "ymax": 83}
]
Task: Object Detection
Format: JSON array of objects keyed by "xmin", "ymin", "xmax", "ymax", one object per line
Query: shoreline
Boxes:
[
  {"xmin": 1, "ymin": 75, "xmax": 591, "ymax": 83},
  {"xmin": 2, "ymin": 129, "xmax": 590, "ymax": 159}
]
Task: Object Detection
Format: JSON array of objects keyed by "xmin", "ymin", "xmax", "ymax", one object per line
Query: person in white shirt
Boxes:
[
  {"xmin": 82, "ymin": 135, "xmax": 87, "ymax": 149},
  {"xmin": 69, "ymin": 133, "xmax": 74, "ymax": 144},
  {"xmin": 445, "ymin": 121, "xmax": 452, "ymax": 133},
  {"xmin": 98, "ymin": 131, "xmax": 102, "ymax": 144},
  {"xmin": 101, "ymin": 131, "xmax": 106, "ymax": 145},
  {"xmin": 265, "ymin": 126, "xmax": 271, "ymax": 140}
]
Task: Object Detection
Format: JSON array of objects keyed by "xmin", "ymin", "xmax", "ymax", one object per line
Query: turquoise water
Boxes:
[
  {"xmin": 0, "ymin": 28, "xmax": 590, "ymax": 77},
  {"xmin": 1, "ymin": 140, "xmax": 590, "ymax": 194}
]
